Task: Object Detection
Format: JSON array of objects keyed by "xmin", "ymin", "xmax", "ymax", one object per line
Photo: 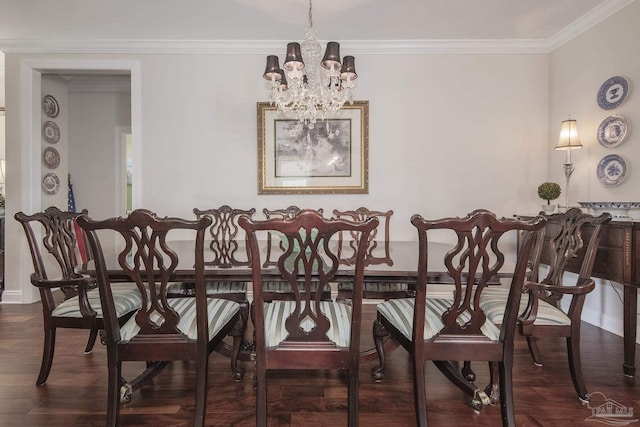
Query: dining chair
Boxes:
[
  {"xmin": 332, "ymin": 208, "xmax": 410, "ymax": 300},
  {"xmin": 332, "ymin": 207, "xmax": 411, "ymax": 370},
  {"xmin": 261, "ymin": 205, "xmax": 329, "ymax": 301},
  {"xmin": 77, "ymin": 209, "xmax": 243, "ymax": 427},
  {"xmin": 15, "ymin": 206, "xmax": 142, "ymax": 386},
  {"xmin": 166, "ymin": 205, "xmax": 254, "ymax": 378},
  {"xmin": 239, "ymin": 209, "xmax": 378, "ymax": 427},
  {"xmin": 262, "ymin": 205, "xmax": 324, "ymax": 267},
  {"xmin": 373, "ymin": 209, "xmax": 546, "ymax": 426},
  {"xmin": 480, "ymin": 207, "xmax": 612, "ymax": 401}
]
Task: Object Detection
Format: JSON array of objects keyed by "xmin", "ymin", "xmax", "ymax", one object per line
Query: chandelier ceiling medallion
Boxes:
[{"xmin": 262, "ymin": 0, "xmax": 357, "ymax": 127}]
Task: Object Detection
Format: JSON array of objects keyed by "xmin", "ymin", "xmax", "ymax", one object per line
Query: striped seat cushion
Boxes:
[
  {"xmin": 479, "ymin": 288, "xmax": 571, "ymax": 326},
  {"xmin": 119, "ymin": 297, "xmax": 241, "ymax": 342},
  {"xmin": 377, "ymin": 297, "xmax": 501, "ymax": 341},
  {"xmin": 262, "ymin": 281, "xmax": 328, "ymax": 294},
  {"xmin": 51, "ymin": 283, "xmax": 142, "ymax": 319},
  {"xmin": 166, "ymin": 281, "xmax": 247, "ymax": 295},
  {"xmin": 263, "ymin": 300, "xmax": 352, "ymax": 348},
  {"xmin": 338, "ymin": 282, "xmax": 409, "ymax": 293}
]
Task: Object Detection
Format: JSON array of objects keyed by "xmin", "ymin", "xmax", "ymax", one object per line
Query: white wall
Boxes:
[
  {"xmin": 133, "ymin": 52, "xmax": 549, "ymax": 235},
  {"xmin": 549, "ymin": 0, "xmax": 640, "ymax": 338},
  {"xmin": 1, "ymin": 50, "xmax": 549, "ymax": 303}
]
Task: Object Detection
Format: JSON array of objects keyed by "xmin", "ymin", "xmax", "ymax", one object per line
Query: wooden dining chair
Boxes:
[
  {"xmin": 166, "ymin": 205, "xmax": 254, "ymax": 378},
  {"xmin": 332, "ymin": 208, "xmax": 410, "ymax": 300},
  {"xmin": 261, "ymin": 205, "xmax": 329, "ymax": 301},
  {"xmin": 262, "ymin": 205, "xmax": 324, "ymax": 267},
  {"xmin": 15, "ymin": 206, "xmax": 142, "ymax": 386},
  {"xmin": 239, "ymin": 209, "xmax": 378, "ymax": 427},
  {"xmin": 480, "ymin": 207, "xmax": 612, "ymax": 401},
  {"xmin": 332, "ymin": 207, "xmax": 411, "ymax": 368},
  {"xmin": 373, "ymin": 209, "xmax": 546, "ymax": 426},
  {"xmin": 77, "ymin": 209, "xmax": 244, "ymax": 427}
]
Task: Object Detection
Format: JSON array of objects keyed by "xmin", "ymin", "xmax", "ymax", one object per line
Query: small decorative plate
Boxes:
[
  {"xmin": 42, "ymin": 95, "xmax": 60, "ymax": 118},
  {"xmin": 42, "ymin": 172, "xmax": 61, "ymax": 195},
  {"xmin": 597, "ymin": 154, "xmax": 627, "ymax": 187},
  {"xmin": 42, "ymin": 147, "xmax": 60, "ymax": 169},
  {"xmin": 42, "ymin": 121, "xmax": 60, "ymax": 144},
  {"xmin": 597, "ymin": 115, "xmax": 629, "ymax": 148},
  {"xmin": 597, "ymin": 76, "xmax": 629, "ymax": 110}
]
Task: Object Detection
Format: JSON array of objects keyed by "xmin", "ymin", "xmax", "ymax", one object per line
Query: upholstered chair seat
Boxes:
[{"xmin": 52, "ymin": 283, "xmax": 142, "ymax": 319}]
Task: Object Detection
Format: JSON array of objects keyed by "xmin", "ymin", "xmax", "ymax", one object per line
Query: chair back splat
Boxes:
[{"xmin": 240, "ymin": 209, "xmax": 377, "ymax": 427}]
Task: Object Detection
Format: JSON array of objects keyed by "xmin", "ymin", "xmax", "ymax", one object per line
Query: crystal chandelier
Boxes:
[{"xmin": 262, "ymin": 0, "xmax": 357, "ymax": 126}]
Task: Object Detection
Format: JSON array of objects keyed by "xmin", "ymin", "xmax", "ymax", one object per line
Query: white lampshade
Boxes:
[{"xmin": 555, "ymin": 119, "xmax": 583, "ymax": 151}]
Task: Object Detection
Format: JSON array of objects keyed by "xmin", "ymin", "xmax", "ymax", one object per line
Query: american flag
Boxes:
[
  {"xmin": 67, "ymin": 174, "xmax": 89, "ymax": 263},
  {"xmin": 67, "ymin": 173, "xmax": 76, "ymax": 212}
]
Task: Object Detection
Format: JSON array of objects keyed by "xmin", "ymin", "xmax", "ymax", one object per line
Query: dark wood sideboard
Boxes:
[{"xmin": 516, "ymin": 214, "xmax": 640, "ymax": 377}]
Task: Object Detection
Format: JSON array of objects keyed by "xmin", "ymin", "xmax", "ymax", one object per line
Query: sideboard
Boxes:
[{"xmin": 516, "ymin": 214, "xmax": 640, "ymax": 377}]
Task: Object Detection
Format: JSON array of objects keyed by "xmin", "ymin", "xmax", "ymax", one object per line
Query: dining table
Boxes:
[{"xmin": 78, "ymin": 240, "xmax": 471, "ymax": 285}]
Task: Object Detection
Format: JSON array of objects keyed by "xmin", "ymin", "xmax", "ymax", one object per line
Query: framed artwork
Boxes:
[{"xmin": 257, "ymin": 101, "xmax": 369, "ymax": 194}]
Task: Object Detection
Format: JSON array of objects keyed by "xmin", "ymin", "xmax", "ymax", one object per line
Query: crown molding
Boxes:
[
  {"xmin": 547, "ymin": 0, "xmax": 635, "ymax": 51},
  {"xmin": 0, "ymin": 0, "xmax": 633, "ymax": 55},
  {"xmin": 0, "ymin": 38, "xmax": 551, "ymax": 54}
]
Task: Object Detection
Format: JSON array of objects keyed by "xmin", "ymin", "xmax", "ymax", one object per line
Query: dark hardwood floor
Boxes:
[{"xmin": 1, "ymin": 301, "xmax": 638, "ymax": 426}]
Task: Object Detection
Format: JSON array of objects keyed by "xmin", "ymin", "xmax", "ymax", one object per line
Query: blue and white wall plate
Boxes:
[
  {"xmin": 597, "ymin": 76, "xmax": 629, "ymax": 110},
  {"xmin": 597, "ymin": 154, "xmax": 627, "ymax": 187},
  {"xmin": 597, "ymin": 115, "xmax": 629, "ymax": 148}
]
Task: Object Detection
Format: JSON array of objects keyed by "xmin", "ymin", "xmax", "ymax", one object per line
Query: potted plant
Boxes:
[{"xmin": 537, "ymin": 182, "xmax": 561, "ymax": 213}]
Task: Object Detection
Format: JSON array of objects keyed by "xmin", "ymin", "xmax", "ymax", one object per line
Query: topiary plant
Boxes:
[{"xmin": 537, "ymin": 182, "xmax": 561, "ymax": 204}]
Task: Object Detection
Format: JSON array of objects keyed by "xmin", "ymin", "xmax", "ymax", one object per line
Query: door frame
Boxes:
[{"xmin": 4, "ymin": 58, "xmax": 141, "ymax": 303}]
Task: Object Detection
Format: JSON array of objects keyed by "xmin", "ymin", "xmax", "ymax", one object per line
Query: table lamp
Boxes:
[{"xmin": 555, "ymin": 119, "xmax": 582, "ymax": 210}]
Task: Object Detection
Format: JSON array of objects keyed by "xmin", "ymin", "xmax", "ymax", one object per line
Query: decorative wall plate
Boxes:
[
  {"xmin": 597, "ymin": 115, "xmax": 629, "ymax": 148},
  {"xmin": 597, "ymin": 76, "xmax": 629, "ymax": 110},
  {"xmin": 42, "ymin": 173, "xmax": 61, "ymax": 195},
  {"xmin": 42, "ymin": 95, "xmax": 60, "ymax": 118},
  {"xmin": 42, "ymin": 121, "xmax": 60, "ymax": 144},
  {"xmin": 42, "ymin": 147, "xmax": 60, "ymax": 169},
  {"xmin": 597, "ymin": 154, "xmax": 627, "ymax": 187}
]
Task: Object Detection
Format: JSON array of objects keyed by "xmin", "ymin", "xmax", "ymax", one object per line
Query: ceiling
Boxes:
[{"xmin": 0, "ymin": 0, "xmax": 632, "ymax": 43}]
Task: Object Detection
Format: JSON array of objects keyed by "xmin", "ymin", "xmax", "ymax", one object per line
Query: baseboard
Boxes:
[
  {"xmin": 0, "ymin": 290, "xmax": 24, "ymax": 304},
  {"xmin": 581, "ymin": 306, "xmax": 633, "ymax": 341}
]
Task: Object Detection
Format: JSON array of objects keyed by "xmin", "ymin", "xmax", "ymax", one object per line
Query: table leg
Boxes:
[{"xmin": 623, "ymin": 285, "xmax": 637, "ymax": 377}]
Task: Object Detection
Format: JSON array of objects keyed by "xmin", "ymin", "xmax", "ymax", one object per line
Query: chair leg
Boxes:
[
  {"xmin": 230, "ymin": 303, "xmax": 248, "ymax": 381},
  {"xmin": 256, "ymin": 362, "xmax": 267, "ymax": 427},
  {"xmin": 526, "ymin": 337, "xmax": 543, "ymax": 366},
  {"xmin": 348, "ymin": 362, "xmax": 360, "ymax": 427},
  {"xmin": 498, "ymin": 358, "xmax": 516, "ymax": 427},
  {"xmin": 193, "ymin": 349, "xmax": 208, "ymax": 427},
  {"xmin": 84, "ymin": 325, "xmax": 99, "ymax": 354},
  {"xmin": 372, "ymin": 319, "xmax": 389, "ymax": 381},
  {"xmin": 461, "ymin": 361, "xmax": 476, "ymax": 382},
  {"xmin": 36, "ymin": 324, "xmax": 56, "ymax": 386},
  {"xmin": 413, "ymin": 356, "xmax": 428, "ymax": 427},
  {"xmin": 485, "ymin": 361, "xmax": 500, "ymax": 405},
  {"xmin": 106, "ymin": 358, "xmax": 122, "ymax": 427},
  {"xmin": 567, "ymin": 335, "xmax": 589, "ymax": 400}
]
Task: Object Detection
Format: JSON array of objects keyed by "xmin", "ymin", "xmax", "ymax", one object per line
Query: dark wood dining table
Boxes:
[{"xmin": 79, "ymin": 240, "xmax": 461, "ymax": 285}]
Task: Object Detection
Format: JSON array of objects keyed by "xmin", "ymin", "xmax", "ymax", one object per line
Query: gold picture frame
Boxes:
[{"xmin": 257, "ymin": 101, "xmax": 369, "ymax": 194}]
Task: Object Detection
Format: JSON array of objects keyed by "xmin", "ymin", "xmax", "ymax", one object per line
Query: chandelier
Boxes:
[{"xmin": 262, "ymin": 0, "xmax": 357, "ymax": 126}]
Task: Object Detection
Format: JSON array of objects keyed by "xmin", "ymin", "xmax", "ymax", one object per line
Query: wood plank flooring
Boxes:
[{"xmin": 1, "ymin": 301, "xmax": 638, "ymax": 426}]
